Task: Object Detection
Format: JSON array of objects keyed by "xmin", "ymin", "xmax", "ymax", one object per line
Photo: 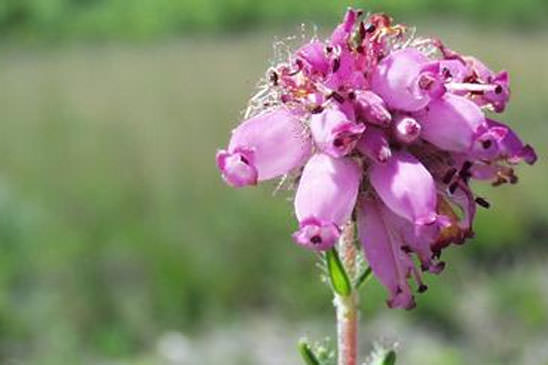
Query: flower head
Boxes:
[{"xmin": 216, "ymin": 8, "xmax": 536, "ymax": 308}]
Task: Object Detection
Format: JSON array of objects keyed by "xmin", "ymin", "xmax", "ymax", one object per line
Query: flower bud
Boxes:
[
  {"xmin": 393, "ymin": 115, "xmax": 421, "ymax": 144},
  {"xmin": 354, "ymin": 90, "xmax": 392, "ymax": 127}
]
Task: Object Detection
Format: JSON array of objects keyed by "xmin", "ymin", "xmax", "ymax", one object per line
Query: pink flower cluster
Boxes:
[{"xmin": 216, "ymin": 9, "xmax": 536, "ymax": 309}]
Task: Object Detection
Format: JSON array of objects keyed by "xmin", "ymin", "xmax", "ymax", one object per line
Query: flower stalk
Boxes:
[{"xmin": 334, "ymin": 223, "xmax": 359, "ymax": 365}]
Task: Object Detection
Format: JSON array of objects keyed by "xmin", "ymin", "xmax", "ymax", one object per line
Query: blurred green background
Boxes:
[{"xmin": 0, "ymin": 1, "xmax": 547, "ymax": 364}]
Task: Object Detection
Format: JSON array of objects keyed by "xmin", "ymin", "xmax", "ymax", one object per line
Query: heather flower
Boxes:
[
  {"xmin": 216, "ymin": 107, "xmax": 312, "ymax": 187},
  {"xmin": 330, "ymin": 8, "xmax": 359, "ymax": 46},
  {"xmin": 354, "ymin": 90, "xmax": 392, "ymax": 126},
  {"xmin": 357, "ymin": 127, "xmax": 392, "ymax": 164},
  {"xmin": 486, "ymin": 118, "xmax": 537, "ymax": 165},
  {"xmin": 296, "ymin": 41, "xmax": 330, "ymax": 76},
  {"xmin": 463, "ymin": 57, "xmax": 511, "ymax": 113},
  {"xmin": 371, "ymin": 48, "xmax": 444, "ymax": 112},
  {"xmin": 357, "ymin": 198, "xmax": 414, "ymax": 309},
  {"xmin": 293, "ymin": 153, "xmax": 361, "ymax": 251},
  {"xmin": 216, "ymin": 8, "xmax": 536, "ymax": 309},
  {"xmin": 310, "ymin": 107, "xmax": 365, "ymax": 158},
  {"xmin": 369, "ymin": 151, "xmax": 441, "ymax": 227},
  {"xmin": 414, "ymin": 93, "xmax": 485, "ymax": 152}
]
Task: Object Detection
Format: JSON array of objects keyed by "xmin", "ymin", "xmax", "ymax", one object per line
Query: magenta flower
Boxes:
[
  {"xmin": 357, "ymin": 197, "xmax": 416, "ymax": 309},
  {"xmin": 310, "ymin": 107, "xmax": 366, "ymax": 158},
  {"xmin": 354, "ymin": 90, "xmax": 392, "ymax": 126},
  {"xmin": 414, "ymin": 93, "xmax": 485, "ymax": 152},
  {"xmin": 216, "ymin": 107, "xmax": 312, "ymax": 187},
  {"xmin": 357, "ymin": 127, "xmax": 392, "ymax": 163},
  {"xmin": 464, "ymin": 57, "xmax": 511, "ymax": 113},
  {"xmin": 330, "ymin": 8, "xmax": 359, "ymax": 46},
  {"xmin": 216, "ymin": 8, "xmax": 536, "ymax": 309},
  {"xmin": 293, "ymin": 153, "xmax": 361, "ymax": 251},
  {"xmin": 370, "ymin": 151, "xmax": 440, "ymax": 226},
  {"xmin": 371, "ymin": 48, "xmax": 444, "ymax": 112},
  {"xmin": 296, "ymin": 41, "xmax": 330, "ymax": 76},
  {"xmin": 486, "ymin": 118, "xmax": 537, "ymax": 165}
]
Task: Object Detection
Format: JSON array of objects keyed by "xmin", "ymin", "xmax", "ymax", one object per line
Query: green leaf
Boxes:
[
  {"xmin": 382, "ymin": 350, "xmax": 396, "ymax": 365},
  {"xmin": 326, "ymin": 248, "xmax": 352, "ymax": 297},
  {"xmin": 298, "ymin": 339, "xmax": 321, "ymax": 365},
  {"xmin": 355, "ymin": 266, "xmax": 372, "ymax": 290}
]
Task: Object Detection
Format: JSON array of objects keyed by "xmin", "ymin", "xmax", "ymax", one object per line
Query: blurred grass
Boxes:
[
  {"xmin": 0, "ymin": 20, "xmax": 546, "ymax": 364},
  {"xmin": 0, "ymin": 0, "xmax": 547, "ymax": 42}
]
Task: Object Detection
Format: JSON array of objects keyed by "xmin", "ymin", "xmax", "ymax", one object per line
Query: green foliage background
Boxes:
[{"xmin": 0, "ymin": 0, "xmax": 547, "ymax": 40}]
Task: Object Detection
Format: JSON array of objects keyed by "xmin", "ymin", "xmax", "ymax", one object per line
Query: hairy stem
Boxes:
[{"xmin": 335, "ymin": 223, "xmax": 359, "ymax": 365}]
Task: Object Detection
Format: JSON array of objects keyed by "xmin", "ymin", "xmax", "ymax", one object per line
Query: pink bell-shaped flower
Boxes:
[
  {"xmin": 370, "ymin": 151, "xmax": 440, "ymax": 227},
  {"xmin": 356, "ymin": 127, "xmax": 392, "ymax": 163},
  {"xmin": 354, "ymin": 90, "xmax": 392, "ymax": 127},
  {"xmin": 357, "ymin": 197, "xmax": 416, "ymax": 309},
  {"xmin": 217, "ymin": 107, "xmax": 312, "ymax": 187},
  {"xmin": 293, "ymin": 153, "xmax": 361, "ymax": 251},
  {"xmin": 486, "ymin": 119, "xmax": 537, "ymax": 165},
  {"xmin": 310, "ymin": 107, "xmax": 366, "ymax": 158},
  {"xmin": 371, "ymin": 48, "xmax": 445, "ymax": 112},
  {"xmin": 330, "ymin": 8, "xmax": 359, "ymax": 46},
  {"xmin": 414, "ymin": 93, "xmax": 485, "ymax": 152}
]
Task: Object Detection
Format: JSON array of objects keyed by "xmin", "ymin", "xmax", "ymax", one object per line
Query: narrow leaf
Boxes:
[
  {"xmin": 382, "ymin": 350, "xmax": 396, "ymax": 365},
  {"xmin": 298, "ymin": 339, "xmax": 321, "ymax": 365},
  {"xmin": 326, "ymin": 248, "xmax": 352, "ymax": 296},
  {"xmin": 355, "ymin": 266, "xmax": 373, "ymax": 290}
]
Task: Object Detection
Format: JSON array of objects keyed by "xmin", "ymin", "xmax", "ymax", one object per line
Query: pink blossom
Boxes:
[
  {"xmin": 357, "ymin": 198, "xmax": 416, "ymax": 309},
  {"xmin": 471, "ymin": 124, "xmax": 509, "ymax": 161},
  {"xmin": 486, "ymin": 119, "xmax": 537, "ymax": 165},
  {"xmin": 293, "ymin": 153, "xmax": 361, "ymax": 251},
  {"xmin": 370, "ymin": 151, "xmax": 439, "ymax": 226},
  {"xmin": 296, "ymin": 41, "xmax": 330, "ymax": 76},
  {"xmin": 326, "ymin": 49, "xmax": 366, "ymax": 90},
  {"xmin": 354, "ymin": 90, "xmax": 392, "ymax": 126},
  {"xmin": 217, "ymin": 107, "xmax": 312, "ymax": 187},
  {"xmin": 310, "ymin": 107, "xmax": 366, "ymax": 158},
  {"xmin": 330, "ymin": 8, "xmax": 359, "ymax": 46},
  {"xmin": 465, "ymin": 57, "xmax": 511, "ymax": 112},
  {"xmin": 414, "ymin": 93, "xmax": 485, "ymax": 152},
  {"xmin": 371, "ymin": 48, "xmax": 444, "ymax": 112},
  {"xmin": 438, "ymin": 59, "xmax": 468, "ymax": 83},
  {"xmin": 356, "ymin": 127, "xmax": 392, "ymax": 163}
]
